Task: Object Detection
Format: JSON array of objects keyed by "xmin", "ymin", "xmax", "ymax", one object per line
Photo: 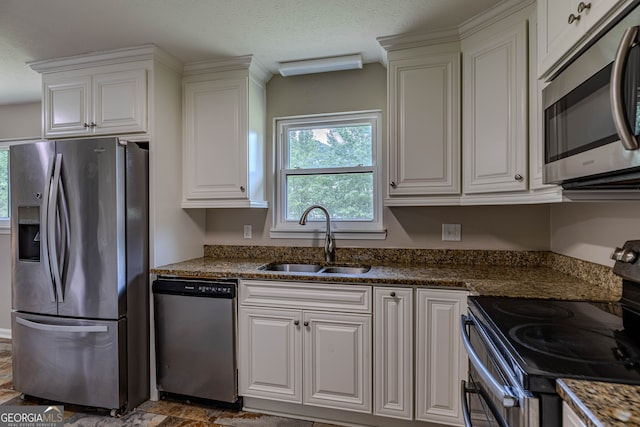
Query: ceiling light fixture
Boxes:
[{"xmin": 278, "ymin": 54, "xmax": 363, "ymax": 77}]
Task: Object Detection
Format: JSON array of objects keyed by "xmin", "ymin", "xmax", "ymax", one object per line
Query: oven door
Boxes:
[{"xmin": 460, "ymin": 314, "xmax": 539, "ymax": 427}]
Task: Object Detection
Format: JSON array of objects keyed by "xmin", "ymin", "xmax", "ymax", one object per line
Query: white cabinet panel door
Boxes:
[
  {"xmin": 45, "ymin": 76, "xmax": 91, "ymax": 136},
  {"xmin": 93, "ymin": 69, "xmax": 147, "ymax": 134},
  {"xmin": 373, "ymin": 287, "xmax": 413, "ymax": 420},
  {"xmin": 416, "ymin": 289, "xmax": 468, "ymax": 425},
  {"xmin": 463, "ymin": 20, "xmax": 528, "ymax": 194},
  {"xmin": 238, "ymin": 307, "xmax": 302, "ymax": 403},
  {"xmin": 387, "ymin": 51, "xmax": 460, "ymax": 197},
  {"xmin": 303, "ymin": 311, "xmax": 371, "ymax": 413}
]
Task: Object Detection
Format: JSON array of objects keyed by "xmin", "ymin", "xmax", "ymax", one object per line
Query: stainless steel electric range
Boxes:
[{"xmin": 461, "ymin": 240, "xmax": 640, "ymax": 427}]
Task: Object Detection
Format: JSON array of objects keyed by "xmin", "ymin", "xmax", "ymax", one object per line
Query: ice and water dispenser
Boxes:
[{"xmin": 17, "ymin": 206, "xmax": 40, "ymax": 262}]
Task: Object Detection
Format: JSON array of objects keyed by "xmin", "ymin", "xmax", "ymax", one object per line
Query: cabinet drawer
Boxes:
[{"xmin": 240, "ymin": 280, "xmax": 371, "ymax": 313}]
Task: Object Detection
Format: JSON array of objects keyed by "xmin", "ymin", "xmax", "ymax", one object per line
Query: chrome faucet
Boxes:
[{"xmin": 298, "ymin": 205, "xmax": 336, "ymax": 263}]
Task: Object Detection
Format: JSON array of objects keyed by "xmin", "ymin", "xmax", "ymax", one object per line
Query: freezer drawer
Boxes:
[{"xmin": 11, "ymin": 312, "xmax": 126, "ymax": 410}]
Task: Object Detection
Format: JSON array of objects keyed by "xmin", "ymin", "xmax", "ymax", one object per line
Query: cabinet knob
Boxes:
[
  {"xmin": 294, "ymin": 320, "xmax": 300, "ymax": 326},
  {"xmin": 90, "ymin": 122, "xmax": 97, "ymax": 128},
  {"xmin": 84, "ymin": 123, "xmax": 90, "ymax": 128},
  {"xmin": 390, "ymin": 181, "xmax": 397, "ymax": 188},
  {"xmin": 303, "ymin": 321, "xmax": 309, "ymax": 327},
  {"xmin": 390, "ymin": 291, "xmax": 396, "ymax": 297},
  {"xmin": 514, "ymin": 174, "xmax": 524, "ymax": 182},
  {"xmin": 577, "ymin": 2, "xmax": 591, "ymax": 13},
  {"xmin": 240, "ymin": 186, "xmax": 246, "ymax": 192},
  {"xmin": 568, "ymin": 13, "xmax": 580, "ymax": 24}
]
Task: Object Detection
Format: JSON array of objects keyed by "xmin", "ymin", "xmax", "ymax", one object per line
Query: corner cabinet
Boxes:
[
  {"xmin": 238, "ymin": 280, "xmax": 372, "ymax": 413},
  {"xmin": 382, "ymin": 42, "xmax": 462, "ymax": 206},
  {"xmin": 30, "ymin": 52, "xmax": 149, "ymax": 138},
  {"xmin": 416, "ymin": 288, "xmax": 468, "ymax": 426},
  {"xmin": 181, "ymin": 56, "xmax": 270, "ymax": 208}
]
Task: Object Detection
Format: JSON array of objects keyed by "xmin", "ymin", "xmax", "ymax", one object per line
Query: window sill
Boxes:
[
  {"xmin": 0, "ymin": 226, "xmax": 10, "ymax": 235},
  {"xmin": 270, "ymin": 228, "xmax": 387, "ymax": 240}
]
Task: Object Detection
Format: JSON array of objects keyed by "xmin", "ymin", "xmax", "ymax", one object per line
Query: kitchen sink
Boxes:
[
  {"xmin": 320, "ymin": 266, "xmax": 371, "ymax": 274},
  {"xmin": 259, "ymin": 263, "xmax": 323, "ymax": 272},
  {"xmin": 258, "ymin": 263, "xmax": 371, "ymax": 275}
]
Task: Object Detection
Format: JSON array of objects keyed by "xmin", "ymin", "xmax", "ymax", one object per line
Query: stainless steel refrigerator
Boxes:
[{"xmin": 10, "ymin": 137, "xmax": 149, "ymax": 413}]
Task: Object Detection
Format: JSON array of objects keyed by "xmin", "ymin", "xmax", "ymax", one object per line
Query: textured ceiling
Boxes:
[{"xmin": 0, "ymin": 0, "xmax": 503, "ymax": 105}]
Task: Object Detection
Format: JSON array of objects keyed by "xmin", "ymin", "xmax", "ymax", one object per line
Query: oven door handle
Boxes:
[
  {"xmin": 460, "ymin": 315, "xmax": 518, "ymax": 408},
  {"xmin": 461, "ymin": 380, "xmax": 510, "ymax": 427},
  {"xmin": 611, "ymin": 25, "xmax": 640, "ymax": 150}
]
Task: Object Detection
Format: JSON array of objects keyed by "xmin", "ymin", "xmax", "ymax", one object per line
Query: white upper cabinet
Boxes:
[
  {"xmin": 32, "ymin": 54, "xmax": 148, "ymax": 138},
  {"xmin": 538, "ymin": 0, "xmax": 627, "ymax": 78},
  {"xmin": 462, "ymin": 15, "xmax": 528, "ymax": 195},
  {"xmin": 383, "ymin": 44, "xmax": 461, "ymax": 205},
  {"xmin": 182, "ymin": 56, "xmax": 270, "ymax": 208}
]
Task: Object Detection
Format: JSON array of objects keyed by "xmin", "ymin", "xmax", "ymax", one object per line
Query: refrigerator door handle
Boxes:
[
  {"xmin": 56, "ymin": 175, "xmax": 70, "ymax": 301},
  {"xmin": 40, "ymin": 155, "xmax": 57, "ymax": 303},
  {"xmin": 16, "ymin": 317, "xmax": 108, "ymax": 333},
  {"xmin": 47, "ymin": 153, "xmax": 64, "ymax": 302}
]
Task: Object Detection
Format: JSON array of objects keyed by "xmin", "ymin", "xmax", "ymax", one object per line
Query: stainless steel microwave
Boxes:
[{"xmin": 543, "ymin": 1, "xmax": 640, "ymax": 190}]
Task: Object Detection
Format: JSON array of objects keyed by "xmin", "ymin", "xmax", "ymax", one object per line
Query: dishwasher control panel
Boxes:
[{"xmin": 152, "ymin": 278, "xmax": 236, "ymax": 298}]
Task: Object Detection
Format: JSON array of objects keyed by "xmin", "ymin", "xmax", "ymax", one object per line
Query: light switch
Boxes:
[{"xmin": 243, "ymin": 225, "xmax": 252, "ymax": 239}]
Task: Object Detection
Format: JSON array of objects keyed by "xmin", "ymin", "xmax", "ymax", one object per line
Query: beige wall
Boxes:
[
  {"xmin": 0, "ymin": 101, "xmax": 40, "ymax": 333},
  {"xmin": 550, "ymin": 202, "xmax": 640, "ymax": 267},
  {"xmin": 204, "ymin": 64, "xmax": 552, "ymax": 251}
]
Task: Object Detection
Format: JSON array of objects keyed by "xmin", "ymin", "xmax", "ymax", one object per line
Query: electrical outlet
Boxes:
[
  {"xmin": 442, "ymin": 224, "xmax": 461, "ymax": 241},
  {"xmin": 243, "ymin": 225, "xmax": 252, "ymax": 239}
]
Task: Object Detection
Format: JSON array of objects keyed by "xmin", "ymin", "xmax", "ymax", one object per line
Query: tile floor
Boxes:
[{"xmin": 0, "ymin": 338, "xmax": 340, "ymax": 427}]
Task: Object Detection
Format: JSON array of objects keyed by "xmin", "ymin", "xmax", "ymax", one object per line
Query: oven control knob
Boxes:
[{"xmin": 611, "ymin": 247, "xmax": 637, "ymax": 263}]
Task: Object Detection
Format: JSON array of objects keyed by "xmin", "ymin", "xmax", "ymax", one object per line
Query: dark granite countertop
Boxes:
[
  {"xmin": 151, "ymin": 246, "xmax": 621, "ymax": 301},
  {"xmin": 557, "ymin": 379, "xmax": 640, "ymax": 426}
]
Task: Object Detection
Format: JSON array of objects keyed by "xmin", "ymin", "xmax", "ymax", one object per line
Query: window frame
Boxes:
[{"xmin": 270, "ymin": 110, "xmax": 386, "ymax": 240}]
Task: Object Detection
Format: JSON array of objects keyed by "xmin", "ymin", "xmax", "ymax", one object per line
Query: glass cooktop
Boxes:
[{"xmin": 468, "ymin": 296, "xmax": 640, "ymax": 392}]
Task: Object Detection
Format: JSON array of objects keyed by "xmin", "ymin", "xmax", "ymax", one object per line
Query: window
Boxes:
[
  {"xmin": 272, "ymin": 111, "xmax": 385, "ymax": 239},
  {"xmin": 0, "ymin": 147, "xmax": 9, "ymax": 230}
]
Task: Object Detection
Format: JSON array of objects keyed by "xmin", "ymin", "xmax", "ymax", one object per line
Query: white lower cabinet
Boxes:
[
  {"xmin": 239, "ymin": 281, "xmax": 468, "ymax": 425},
  {"xmin": 238, "ymin": 281, "xmax": 372, "ymax": 413},
  {"xmin": 373, "ymin": 287, "xmax": 413, "ymax": 420},
  {"xmin": 416, "ymin": 288, "xmax": 468, "ymax": 426}
]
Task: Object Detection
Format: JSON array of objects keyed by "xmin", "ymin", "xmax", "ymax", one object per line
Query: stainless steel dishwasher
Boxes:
[{"xmin": 152, "ymin": 277, "xmax": 238, "ymax": 404}]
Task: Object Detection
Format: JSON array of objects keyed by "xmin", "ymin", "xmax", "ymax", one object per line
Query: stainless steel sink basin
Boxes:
[
  {"xmin": 320, "ymin": 266, "xmax": 371, "ymax": 274},
  {"xmin": 259, "ymin": 263, "xmax": 323, "ymax": 273},
  {"xmin": 259, "ymin": 262, "xmax": 371, "ymax": 275}
]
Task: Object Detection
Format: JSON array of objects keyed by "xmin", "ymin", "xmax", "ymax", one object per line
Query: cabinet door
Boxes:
[
  {"xmin": 183, "ymin": 77, "xmax": 249, "ymax": 203},
  {"xmin": 416, "ymin": 289, "xmax": 468, "ymax": 425},
  {"xmin": 537, "ymin": 0, "xmax": 583, "ymax": 76},
  {"xmin": 238, "ymin": 307, "xmax": 302, "ymax": 403},
  {"xmin": 303, "ymin": 311, "xmax": 371, "ymax": 413},
  {"xmin": 462, "ymin": 20, "xmax": 528, "ymax": 194},
  {"xmin": 44, "ymin": 75, "xmax": 91, "ymax": 136},
  {"xmin": 387, "ymin": 52, "xmax": 460, "ymax": 197},
  {"xmin": 92, "ymin": 68, "xmax": 147, "ymax": 134},
  {"xmin": 373, "ymin": 287, "xmax": 413, "ymax": 420}
]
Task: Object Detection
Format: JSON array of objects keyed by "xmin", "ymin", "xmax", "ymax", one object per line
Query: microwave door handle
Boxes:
[
  {"xmin": 460, "ymin": 315, "xmax": 518, "ymax": 408},
  {"xmin": 611, "ymin": 26, "xmax": 640, "ymax": 150}
]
